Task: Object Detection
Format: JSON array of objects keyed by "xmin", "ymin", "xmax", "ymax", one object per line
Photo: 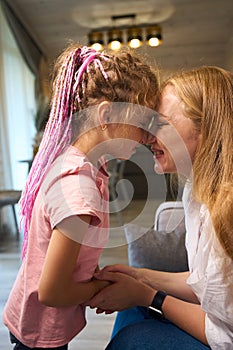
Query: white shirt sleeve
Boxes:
[
  {"xmin": 183, "ymin": 182, "xmax": 233, "ymax": 349},
  {"xmin": 205, "ymin": 313, "xmax": 233, "ymax": 350}
]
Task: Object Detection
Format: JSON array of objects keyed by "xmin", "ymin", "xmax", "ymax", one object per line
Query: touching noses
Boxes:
[
  {"xmin": 140, "ymin": 130, "xmax": 150, "ymax": 145},
  {"xmin": 146, "ymin": 133, "xmax": 157, "ymax": 145}
]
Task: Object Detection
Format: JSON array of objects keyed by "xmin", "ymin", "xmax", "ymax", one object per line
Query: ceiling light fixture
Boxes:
[
  {"xmin": 146, "ymin": 26, "xmax": 162, "ymax": 47},
  {"xmin": 127, "ymin": 27, "xmax": 143, "ymax": 49},
  {"xmin": 88, "ymin": 31, "xmax": 104, "ymax": 51},
  {"xmin": 87, "ymin": 14, "xmax": 163, "ymax": 51},
  {"xmin": 108, "ymin": 29, "xmax": 123, "ymax": 50}
]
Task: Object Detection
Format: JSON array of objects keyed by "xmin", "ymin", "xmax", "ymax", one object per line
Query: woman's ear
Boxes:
[{"xmin": 98, "ymin": 101, "xmax": 111, "ymax": 130}]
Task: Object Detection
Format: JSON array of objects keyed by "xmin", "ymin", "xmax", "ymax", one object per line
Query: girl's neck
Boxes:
[{"xmin": 73, "ymin": 131, "xmax": 106, "ymax": 168}]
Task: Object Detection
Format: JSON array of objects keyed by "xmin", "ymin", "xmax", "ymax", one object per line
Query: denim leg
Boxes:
[
  {"xmin": 111, "ymin": 307, "xmax": 147, "ymax": 339},
  {"xmin": 106, "ymin": 318, "xmax": 210, "ymax": 350}
]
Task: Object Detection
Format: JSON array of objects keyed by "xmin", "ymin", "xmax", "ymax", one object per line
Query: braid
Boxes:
[{"xmin": 20, "ymin": 46, "xmax": 109, "ymax": 259}]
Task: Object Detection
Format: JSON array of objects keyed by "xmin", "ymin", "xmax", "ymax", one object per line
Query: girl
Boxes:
[{"xmin": 2, "ymin": 44, "xmax": 159, "ymax": 349}]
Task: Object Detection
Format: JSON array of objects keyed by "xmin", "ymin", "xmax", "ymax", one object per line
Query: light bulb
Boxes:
[
  {"xmin": 90, "ymin": 42, "xmax": 104, "ymax": 51},
  {"xmin": 88, "ymin": 31, "xmax": 104, "ymax": 51},
  {"xmin": 146, "ymin": 26, "xmax": 162, "ymax": 47},
  {"xmin": 128, "ymin": 38, "xmax": 142, "ymax": 49},
  {"xmin": 127, "ymin": 27, "xmax": 142, "ymax": 49},
  {"xmin": 109, "ymin": 40, "xmax": 122, "ymax": 50},
  {"xmin": 108, "ymin": 29, "xmax": 123, "ymax": 50},
  {"xmin": 148, "ymin": 37, "xmax": 160, "ymax": 47}
]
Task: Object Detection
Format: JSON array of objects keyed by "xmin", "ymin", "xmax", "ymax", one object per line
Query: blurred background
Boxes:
[
  {"xmin": 1, "ymin": 0, "xmax": 232, "ymax": 198},
  {"xmin": 0, "ymin": 0, "xmax": 232, "ymax": 348}
]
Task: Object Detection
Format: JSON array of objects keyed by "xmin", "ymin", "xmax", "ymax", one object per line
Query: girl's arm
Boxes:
[{"xmin": 38, "ymin": 215, "xmax": 109, "ymax": 307}]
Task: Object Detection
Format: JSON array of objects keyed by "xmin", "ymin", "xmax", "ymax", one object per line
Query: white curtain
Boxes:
[{"xmin": 0, "ymin": 4, "xmax": 36, "ymax": 229}]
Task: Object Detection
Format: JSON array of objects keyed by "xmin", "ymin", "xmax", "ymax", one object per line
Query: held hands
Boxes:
[
  {"xmin": 86, "ymin": 265, "xmax": 155, "ymax": 313},
  {"xmin": 98, "ymin": 264, "xmax": 143, "ymax": 281}
]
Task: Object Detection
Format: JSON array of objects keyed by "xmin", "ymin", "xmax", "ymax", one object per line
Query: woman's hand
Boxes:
[
  {"xmin": 96, "ymin": 264, "xmax": 143, "ymax": 281},
  {"xmin": 86, "ymin": 270, "xmax": 155, "ymax": 312},
  {"xmin": 93, "ymin": 265, "xmax": 197, "ymax": 304}
]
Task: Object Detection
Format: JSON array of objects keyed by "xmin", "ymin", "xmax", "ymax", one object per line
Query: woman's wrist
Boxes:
[
  {"xmin": 134, "ymin": 267, "xmax": 146, "ymax": 282},
  {"xmin": 140, "ymin": 268, "xmax": 157, "ymax": 287}
]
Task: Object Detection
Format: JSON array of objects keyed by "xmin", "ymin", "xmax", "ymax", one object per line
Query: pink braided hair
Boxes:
[{"xmin": 20, "ymin": 46, "xmax": 109, "ymax": 259}]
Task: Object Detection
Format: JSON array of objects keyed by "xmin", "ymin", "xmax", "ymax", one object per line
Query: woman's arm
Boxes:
[
  {"xmin": 162, "ymin": 295, "xmax": 208, "ymax": 345},
  {"xmin": 87, "ymin": 270, "xmax": 208, "ymax": 346},
  {"xmin": 38, "ymin": 215, "xmax": 109, "ymax": 307},
  {"xmin": 96, "ymin": 264, "xmax": 198, "ymax": 303}
]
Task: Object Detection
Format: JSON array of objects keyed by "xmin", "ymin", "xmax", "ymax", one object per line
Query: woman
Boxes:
[{"xmin": 87, "ymin": 66, "xmax": 233, "ymax": 349}]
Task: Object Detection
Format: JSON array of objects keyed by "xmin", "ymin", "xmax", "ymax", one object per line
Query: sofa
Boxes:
[{"xmin": 124, "ymin": 201, "xmax": 188, "ymax": 272}]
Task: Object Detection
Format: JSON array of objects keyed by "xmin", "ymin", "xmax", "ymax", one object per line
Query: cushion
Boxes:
[{"xmin": 124, "ymin": 223, "xmax": 188, "ymax": 272}]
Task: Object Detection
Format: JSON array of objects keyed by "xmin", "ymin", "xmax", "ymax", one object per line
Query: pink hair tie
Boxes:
[{"xmin": 73, "ymin": 49, "xmax": 109, "ymax": 102}]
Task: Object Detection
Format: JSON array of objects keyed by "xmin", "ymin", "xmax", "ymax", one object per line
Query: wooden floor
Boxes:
[{"xmin": 0, "ymin": 199, "xmax": 160, "ymax": 349}]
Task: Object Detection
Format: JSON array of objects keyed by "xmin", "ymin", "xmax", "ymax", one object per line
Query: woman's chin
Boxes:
[{"xmin": 153, "ymin": 162, "xmax": 165, "ymax": 174}]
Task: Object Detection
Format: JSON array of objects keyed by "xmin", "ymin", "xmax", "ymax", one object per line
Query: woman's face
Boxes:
[{"xmin": 150, "ymin": 84, "xmax": 200, "ymax": 175}]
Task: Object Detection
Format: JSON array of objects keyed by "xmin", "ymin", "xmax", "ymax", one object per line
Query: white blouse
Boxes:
[{"xmin": 183, "ymin": 181, "xmax": 233, "ymax": 350}]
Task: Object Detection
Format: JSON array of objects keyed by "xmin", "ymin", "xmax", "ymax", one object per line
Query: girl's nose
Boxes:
[
  {"xmin": 146, "ymin": 133, "xmax": 157, "ymax": 145},
  {"xmin": 140, "ymin": 130, "xmax": 149, "ymax": 145}
]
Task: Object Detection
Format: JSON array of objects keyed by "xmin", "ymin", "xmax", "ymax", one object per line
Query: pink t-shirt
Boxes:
[{"xmin": 3, "ymin": 146, "xmax": 109, "ymax": 347}]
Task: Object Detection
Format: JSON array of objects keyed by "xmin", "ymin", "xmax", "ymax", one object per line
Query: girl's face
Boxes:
[
  {"xmin": 107, "ymin": 123, "xmax": 147, "ymax": 160},
  {"xmin": 105, "ymin": 104, "xmax": 156, "ymax": 160},
  {"xmin": 150, "ymin": 85, "xmax": 200, "ymax": 175}
]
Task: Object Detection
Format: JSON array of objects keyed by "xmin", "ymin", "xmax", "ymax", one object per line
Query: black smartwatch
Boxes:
[{"xmin": 148, "ymin": 290, "xmax": 167, "ymax": 318}]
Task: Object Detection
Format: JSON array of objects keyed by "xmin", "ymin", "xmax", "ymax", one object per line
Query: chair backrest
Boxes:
[{"xmin": 154, "ymin": 201, "xmax": 185, "ymax": 233}]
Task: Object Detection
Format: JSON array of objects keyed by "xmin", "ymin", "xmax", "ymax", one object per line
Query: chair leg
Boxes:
[
  {"xmin": 0, "ymin": 208, "xmax": 2, "ymax": 232},
  {"xmin": 11, "ymin": 204, "xmax": 19, "ymax": 239}
]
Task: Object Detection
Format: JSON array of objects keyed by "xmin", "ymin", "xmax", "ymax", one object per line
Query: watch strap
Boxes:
[{"xmin": 148, "ymin": 290, "xmax": 167, "ymax": 316}]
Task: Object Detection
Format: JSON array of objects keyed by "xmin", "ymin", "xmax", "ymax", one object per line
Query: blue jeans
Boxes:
[
  {"xmin": 10, "ymin": 332, "xmax": 68, "ymax": 350},
  {"xmin": 106, "ymin": 307, "xmax": 210, "ymax": 350}
]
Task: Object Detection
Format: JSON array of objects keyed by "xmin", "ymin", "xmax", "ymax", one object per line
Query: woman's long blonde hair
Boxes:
[{"xmin": 165, "ymin": 66, "xmax": 233, "ymax": 260}]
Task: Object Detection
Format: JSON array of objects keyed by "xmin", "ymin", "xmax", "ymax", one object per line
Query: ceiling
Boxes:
[{"xmin": 4, "ymin": 0, "xmax": 233, "ymax": 73}]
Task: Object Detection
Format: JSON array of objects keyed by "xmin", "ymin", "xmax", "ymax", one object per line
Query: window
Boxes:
[{"xmin": 0, "ymin": 5, "xmax": 36, "ymax": 190}]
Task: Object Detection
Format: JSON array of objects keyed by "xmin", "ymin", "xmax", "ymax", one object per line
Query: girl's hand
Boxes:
[
  {"xmin": 94, "ymin": 265, "xmax": 100, "ymax": 273},
  {"xmin": 86, "ymin": 270, "xmax": 155, "ymax": 312}
]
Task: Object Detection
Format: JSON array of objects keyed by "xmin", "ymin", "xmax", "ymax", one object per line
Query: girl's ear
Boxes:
[{"xmin": 98, "ymin": 101, "xmax": 111, "ymax": 130}]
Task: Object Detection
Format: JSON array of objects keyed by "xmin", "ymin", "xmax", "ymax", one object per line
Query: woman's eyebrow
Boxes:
[
  {"xmin": 147, "ymin": 115, "xmax": 156, "ymax": 130},
  {"xmin": 157, "ymin": 113, "xmax": 170, "ymax": 120},
  {"xmin": 146, "ymin": 114, "xmax": 169, "ymax": 132}
]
